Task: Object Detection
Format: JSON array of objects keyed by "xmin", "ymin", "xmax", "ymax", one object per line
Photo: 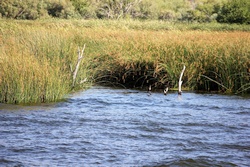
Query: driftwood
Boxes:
[
  {"xmin": 178, "ymin": 65, "xmax": 186, "ymax": 95},
  {"xmin": 71, "ymin": 44, "xmax": 86, "ymax": 87}
]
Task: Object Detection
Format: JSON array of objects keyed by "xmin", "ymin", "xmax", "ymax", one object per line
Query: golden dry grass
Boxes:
[{"xmin": 0, "ymin": 19, "xmax": 249, "ymax": 104}]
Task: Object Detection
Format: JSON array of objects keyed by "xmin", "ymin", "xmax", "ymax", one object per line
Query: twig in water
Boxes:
[
  {"xmin": 164, "ymin": 87, "xmax": 169, "ymax": 95},
  {"xmin": 148, "ymin": 84, "xmax": 152, "ymax": 96}
]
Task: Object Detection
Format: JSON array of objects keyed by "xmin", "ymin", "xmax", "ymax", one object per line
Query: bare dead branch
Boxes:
[
  {"xmin": 72, "ymin": 44, "xmax": 86, "ymax": 87},
  {"xmin": 178, "ymin": 65, "xmax": 186, "ymax": 95}
]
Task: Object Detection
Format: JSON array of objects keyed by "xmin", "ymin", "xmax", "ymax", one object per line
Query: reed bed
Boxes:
[
  {"xmin": 90, "ymin": 29, "xmax": 250, "ymax": 94},
  {"xmin": 0, "ymin": 21, "xmax": 91, "ymax": 104},
  {"xmin": 0, "ymin": 19, "xmax": 249, "ymax": 104}
]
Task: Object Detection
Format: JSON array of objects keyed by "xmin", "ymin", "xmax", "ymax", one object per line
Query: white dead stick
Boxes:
[
  {"xmin": 164, "ymin": 87, "xmax": 169, "ymax": 95},
  {"xmin": 178, "ymin": 65, "xmax": 186, "ymax": 95},
  {"xmin": 72, "ymin": 44, "xmax": 86, "ymax": 87}
]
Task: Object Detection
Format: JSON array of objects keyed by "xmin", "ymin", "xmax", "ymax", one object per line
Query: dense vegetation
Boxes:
[
  {"xmin": 0, "ymin": 1, "xmax": 249, "ymax": 104},
  {"xmin": 0, "ymin": 19, "xmax": 249, "ymax": 104},
  {"xmin": 0, "ymin": 0, "xmax": 249, "ymax": 24}
]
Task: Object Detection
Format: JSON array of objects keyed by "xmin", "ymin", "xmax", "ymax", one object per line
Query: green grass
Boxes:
[
  {"xmin": 0, "ymin": 19, "xmax": 249, "ymax": 104},
  {"xmin": 8, "ymin": 19, "xmax": 250, "ymax": 31}
]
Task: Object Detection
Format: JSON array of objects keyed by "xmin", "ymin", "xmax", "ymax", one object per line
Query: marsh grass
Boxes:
[
  {"xmin": 0, "ymin": 19, "xmax": 249, "ymax": 104},
  {"xmin": 90, "ymin": 29, "xmax": 250, "ymax": 93},
  {"xmin": 14, "ymin": 19, "xmax": 250, "ymax": 31},
  {"xmin": 0, "ymin": 21, "xmax": 91, "ymax": 104}
]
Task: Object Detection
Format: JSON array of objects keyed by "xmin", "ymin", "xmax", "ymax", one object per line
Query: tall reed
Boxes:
[
  {"xmin": 0, "ymin": 19, "xmax": 249, "ymax": 104},
  {"xmin": 0, "ymin": 21, "xmax": 91, "ymax": 104},
  {"xmin": 87, "ymin": 29, "xmax": 250, "ymax": 93}
]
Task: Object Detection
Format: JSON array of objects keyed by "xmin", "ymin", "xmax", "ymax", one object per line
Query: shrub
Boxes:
[
  {"xmin": 46, "ymin": 0, "xmax": 78, "ymax": 19},
  {"xmin": 0, "ymin": 0, "xmax": 48, "ymax": 19},
  {"xmin": 0, "ymin": 0, "xmax": 78, "ymax": 19},
  {"xmin": 70, "ymin": 0, "xmax": 97, "ymax": 18},
  {"xmin": 217, "ymin": 0, "xmax": 250, "ymax": 24}
]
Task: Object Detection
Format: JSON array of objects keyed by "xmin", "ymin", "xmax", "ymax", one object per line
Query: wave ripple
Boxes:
[{"xmin": 0, "ymin": 87, "xmax": 249, "ymax": 166}]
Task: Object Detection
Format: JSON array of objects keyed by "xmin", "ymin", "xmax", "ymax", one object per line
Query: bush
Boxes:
[
  {"xmin": 70, "ymin": 0, "xmax": 97, "ymax": 18},
  {"xmin": 0, "ymin": 0, "xmax": 78, "ymax": 20},
  {"xmin": 0, "ymin": 0, "xmax": 48, "ymax": 19},
  {"xmin": 217, "ymin": 0, "xmax": 250, "ymax": 24},
  {"xmin": 46, "ymin": 0, "xmax": 78, "ymax": 19}
]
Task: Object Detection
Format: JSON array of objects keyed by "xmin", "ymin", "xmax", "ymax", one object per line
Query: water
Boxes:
[{"xmin": 0, "ymin": 86, "xmax": 250, "ymax": 167}]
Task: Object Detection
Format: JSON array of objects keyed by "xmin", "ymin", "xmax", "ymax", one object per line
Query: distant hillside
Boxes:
[{"xmin": 0, "ymin": 0, "xmax": 249, "ymax": 24}]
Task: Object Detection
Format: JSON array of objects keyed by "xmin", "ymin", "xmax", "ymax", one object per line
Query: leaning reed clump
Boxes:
[
  {"xmin": 0, "ymin": 21, "xmax": 91, "ymax": 104},
  {"xmin": 0, "ymin": 19, "xmax": 249, "ymax": 104}
]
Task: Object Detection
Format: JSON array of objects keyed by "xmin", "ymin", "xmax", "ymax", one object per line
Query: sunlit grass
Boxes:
[
  {"xmin": 0, "ymin": 20, "xmax": 91, "ymax": 104},
  {"xmin": 0, "ymin": 19, "xmax": 249, "ymax": 104},
  {"xmin": 87, "ymin": 29, "xmax": 249, "ymax": 93}
]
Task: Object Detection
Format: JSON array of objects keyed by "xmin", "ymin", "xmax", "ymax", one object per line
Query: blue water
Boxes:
[{"xmin": 0, "ymin": 87, "xmax": 250, "ymax": 166}]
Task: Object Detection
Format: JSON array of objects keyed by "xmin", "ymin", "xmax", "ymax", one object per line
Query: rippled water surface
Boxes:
[{"xmin": 0, "ymin": 87, "xmax": 250, "ymax": 166}]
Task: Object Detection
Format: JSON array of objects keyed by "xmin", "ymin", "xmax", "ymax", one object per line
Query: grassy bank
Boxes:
[
  {"xmin": 0, "ymin": 19, "xmax": 249, "ymax": 104},
  {"xmin": 0, "ymin": 19, "xmax": 93, "ymax": 104}
]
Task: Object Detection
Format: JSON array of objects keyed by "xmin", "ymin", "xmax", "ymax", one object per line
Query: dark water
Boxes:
[{"xmin": 0, "ymin": 87, "xmax": 250, "ymax": 167}]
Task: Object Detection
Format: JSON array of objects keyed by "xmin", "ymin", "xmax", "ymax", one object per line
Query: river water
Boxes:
[{"xmin": 0, "ymin": 86, "xmax": 250, "ymax": 167}]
